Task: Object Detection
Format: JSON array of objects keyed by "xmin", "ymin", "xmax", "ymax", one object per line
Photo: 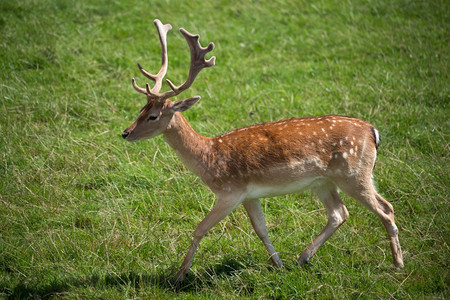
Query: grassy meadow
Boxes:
[{"xmin": 1, "ymin": 0, "xmax": 448, "ymax": 298}]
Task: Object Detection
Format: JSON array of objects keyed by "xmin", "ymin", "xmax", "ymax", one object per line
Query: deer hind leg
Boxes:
[
  {"xmin": 299, "ymin": 183, "xmax": 349, "ymax": 265},
  {"xmin": 340, "ymin": 182, "xmax": 404, "ymax": 269},
  {"xmin": 243, "ymin": 199, "xmax": 283, "ymax": 268},
  {"xmin": 374, "ymin": 192, "xmax": 404, "ymax": 268}
]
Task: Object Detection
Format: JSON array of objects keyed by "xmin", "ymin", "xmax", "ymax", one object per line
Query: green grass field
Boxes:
[{"xmin": 1, "ymin": 0, "xmax": 448, "ymax": 298}]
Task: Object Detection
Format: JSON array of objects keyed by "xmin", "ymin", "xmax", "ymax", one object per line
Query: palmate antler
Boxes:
[{"xmin": 132, "ymin": 19, "xmax": 216, "ymax": 102}]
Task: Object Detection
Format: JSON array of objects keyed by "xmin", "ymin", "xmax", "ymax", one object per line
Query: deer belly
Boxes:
[{"xmin": 246, "ymin": 176, "xmax": 326, "ymax": 199}]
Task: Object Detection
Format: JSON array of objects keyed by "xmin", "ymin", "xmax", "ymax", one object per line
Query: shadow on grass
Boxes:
[
  {"xmin": 3, "ymin": 256, "xmax": 258, "ymax": 298},
  {"xmin": 175, "ymin": 256, "xmax": 258, "ymax": 293},
  {"xmin": 4, "ymin": 271, "xmax": 172, "ymax": 299}
]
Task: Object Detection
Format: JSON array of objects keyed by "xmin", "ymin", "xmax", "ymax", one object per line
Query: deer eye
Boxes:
[{"xmin": 148, "ymin": 115, "xmax": 158, "ymax": 121}]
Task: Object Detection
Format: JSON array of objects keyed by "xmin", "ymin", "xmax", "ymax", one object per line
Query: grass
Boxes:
[{"xmin": 0, "ymin": 0, "xmax": 448, "ymax": 298}]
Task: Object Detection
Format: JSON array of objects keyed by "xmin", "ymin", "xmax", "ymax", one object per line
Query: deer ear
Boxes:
[{"xmin": 168, "ymin": 96, "xmax": 200, "ymax": 113}]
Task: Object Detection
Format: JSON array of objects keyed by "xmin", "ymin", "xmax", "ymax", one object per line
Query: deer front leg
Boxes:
[
  {"xmin": 175, "ymin": 195, "xmax": 242, "ymax": 285},
  {"xmin": 243, "ymin": 199, "xmax": 283, "ymax": 268}
]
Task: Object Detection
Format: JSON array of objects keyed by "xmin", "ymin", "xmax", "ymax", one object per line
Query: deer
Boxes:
[{"xmin": 121, "ymin": 19, "xmax": 404, "ymax": 284}]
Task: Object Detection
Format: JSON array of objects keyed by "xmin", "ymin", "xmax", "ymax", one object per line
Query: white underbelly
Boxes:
[{"xmin": 246, "ymin": 176, "xmax": 326, "ymax": 199}]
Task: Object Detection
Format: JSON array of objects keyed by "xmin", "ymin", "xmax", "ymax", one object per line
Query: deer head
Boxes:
[{"xmin": 122, "ymin": 19, "xmax": 215, "ymax": 142}]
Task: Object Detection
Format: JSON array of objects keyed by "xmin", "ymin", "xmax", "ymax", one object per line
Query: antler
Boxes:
[
  {"xmin": 132, "ymin": 19, "xmax": 172, "ymax": 96},
  {"xmin": 161, "ymin": 29, "xmax": 215, "ymax": 99},
  {"xmin": 132, "ymin": 20, "xmax": 215, "ymax": 102}
]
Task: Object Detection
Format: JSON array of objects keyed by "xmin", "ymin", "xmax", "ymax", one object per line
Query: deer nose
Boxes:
[{"xmin": 122, "ymin": 130, "xmax": 130, "ymax": 139}]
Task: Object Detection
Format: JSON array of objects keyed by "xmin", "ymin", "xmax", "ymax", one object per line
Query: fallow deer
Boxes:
[{"xmin": 122, "ymin": 19, "xmax": 404, "ymax": 284}]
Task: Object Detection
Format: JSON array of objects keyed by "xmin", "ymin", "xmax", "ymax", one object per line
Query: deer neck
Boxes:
[{"xmin": 163, "ymin": 112, "xmax": 212, "ymax": 180}]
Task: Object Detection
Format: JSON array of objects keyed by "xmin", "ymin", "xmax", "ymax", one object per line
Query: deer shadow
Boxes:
[{"xmin": 4, "ymin": 256, "xmax": 261, "ymax": 298}]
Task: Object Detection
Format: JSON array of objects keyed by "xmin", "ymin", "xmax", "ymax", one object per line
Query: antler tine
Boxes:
[
  {"xmin": 132, "ymin": 19, "xmax": 172, "ymax": 97},
  {"xmin": 164, "ymin": 28, "xmax": 216, "ymax": 97},
  {"xmin": 131, "ymin": 78, "xmax": 147, "ymax": 95}
]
